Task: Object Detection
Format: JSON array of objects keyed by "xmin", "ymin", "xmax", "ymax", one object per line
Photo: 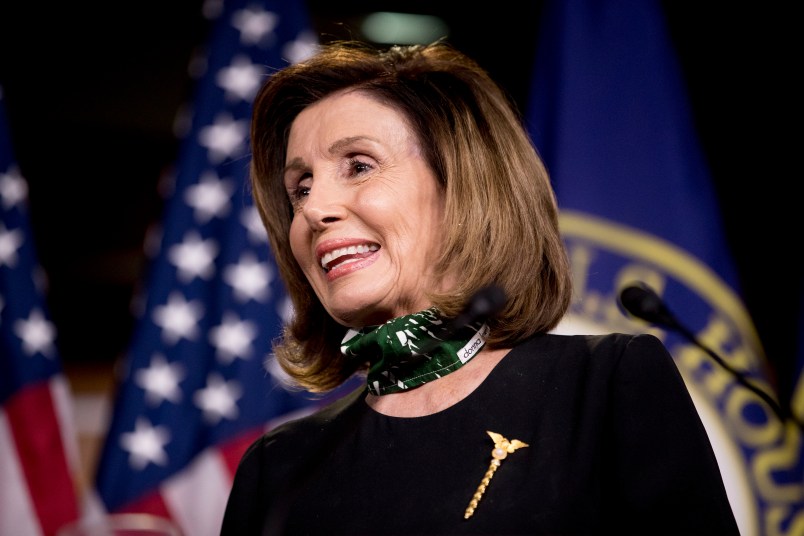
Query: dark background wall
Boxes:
[{"xmin": 0, "ymin": 2, "xmax": 800, "ymax": 401}]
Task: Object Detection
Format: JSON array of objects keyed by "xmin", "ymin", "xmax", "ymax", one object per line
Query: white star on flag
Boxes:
[
  {"xmin": 223, "ymin": 252, "xmax": 272, "ymax": 302},
  {"xmin": 278, "ymin": 293, "xmax": 295, "ymax": 325},
  {"xmin": 168, "ymin": 231, "xmax": 219, "ymax": 282},
  {"xmin": 14, "ymin": 308, "xmax": 57, "ymax": 357},
  {"xmin": 152, "ymin": 291, "xmax": 204, "ymax": 344},
  {"xmin": 241, "ymin": 205, "xmax": 269, "ymax": 243},
  {"xmin": 0, "ymin": 223, "xmax": 23, "ymax": 267},
  {"xmin": 209, "ymin": 312, "xmax": 258, "ymax": 363},
  {"xmin": 0, "ymin": 166, "xmax": 27, "ymax": 208},
  {"xmin": 198, "ymin": 113, "xmax": 248, "ymax": 164},
  {"xmin": 193, "ymin": 373, "xmax": 242, "ymax": 424},
  {"xmin": 282, "ymin": 30, "xmax": 319, "ymax": 65},
  {"xmin": 120, "ymin": 417, "xmax": 171, "ymax": 470},
  {"xmin": 231, "ymin": 6, "xmax": 278, "ymax": 45},
  {"xmin": 184, "ymin": 171, "xmax": 235, "ymax": 223},
  {"xmin": 135, "ymin": 353, "xmax": 186, "ymax": 406},
  {"xmin": 216, "ymin": 55, "xmax": 265, "ymax": 102}
]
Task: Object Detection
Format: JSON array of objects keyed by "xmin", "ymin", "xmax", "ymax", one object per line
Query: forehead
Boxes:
[{"xmin": 288, "ymin": 90, "xmax": 415, "ymax": 151}]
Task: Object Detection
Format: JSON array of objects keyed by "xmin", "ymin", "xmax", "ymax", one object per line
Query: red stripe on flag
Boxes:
[
  {"xmin": 218, "ymin": 426, "xmax": 264, "ymax": 476},
  {"xmin": 118, "ymin": 488, "xmax": 173, "ymax": 520},
  {"xmin": 6, "ymin": 380, "xmax": 79, "ymax": 536}
]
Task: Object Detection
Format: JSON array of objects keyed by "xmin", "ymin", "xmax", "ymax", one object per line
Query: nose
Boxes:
[{"xmin": 301, "ymin": 177, "xmax": 348, "ymax": 230}]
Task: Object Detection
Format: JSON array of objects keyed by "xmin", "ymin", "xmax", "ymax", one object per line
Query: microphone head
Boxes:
[
  {"xmin": 618, "ymin": 283, "xmax": 677, "ymax": 329},
  {"xmin": 470, "ymin": 285, "xmax": 507, "ymax": 319},
  {"xmin": 450, "ymin": 285, "xmax": 507, "ymax": 330}
]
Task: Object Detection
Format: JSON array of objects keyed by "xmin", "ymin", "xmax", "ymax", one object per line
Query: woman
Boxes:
[{"xmin": 221, "ymin": 40, "xmax": 739, "ymax": 535}]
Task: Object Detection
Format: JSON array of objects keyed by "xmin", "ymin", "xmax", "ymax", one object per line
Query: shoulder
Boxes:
[
  {"xmin": 527, "ymin": 332, "xmax": 697, "ymax": 414},
  {"xmin": 240, "ymin": 384, "xmax": 366, "ymax": 462},
  {"xmin": 519, "ymin": 331, "xmax": 670, "ymax": 364},
  {"xmin": 511, "ymin": 332, "xmax": 682, "ymax": 392},
  {"xmin": 223, "ymin": 386, "xmax": 366, "ymax": 534}
]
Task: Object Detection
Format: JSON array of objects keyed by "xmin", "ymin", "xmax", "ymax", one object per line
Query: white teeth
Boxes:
[{"xmin": 320, "ymin": 244, "xmax": 379, "ymax": 270}]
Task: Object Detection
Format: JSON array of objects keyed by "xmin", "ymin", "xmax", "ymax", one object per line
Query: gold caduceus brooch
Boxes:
[{"xmin": 464, "ymin": 431, "xmax": 529, "ymax": 519}]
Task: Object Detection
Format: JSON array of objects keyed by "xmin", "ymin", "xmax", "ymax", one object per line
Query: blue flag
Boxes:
[
  {"xmin": 92, "ymin": 2, "xmax": 354, "ymax": 534},
  {"xmin": 526, "ymin": 1, "xmax": 804, "ymax": 534},
  {"xmin": 0, "ymin": 88, "xmax": 84, "ymax": 535}
]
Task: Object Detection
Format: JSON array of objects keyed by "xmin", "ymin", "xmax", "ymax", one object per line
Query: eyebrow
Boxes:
[
  {"xmin": 327, "ymin": 135, "xmax": 378, "ymax": 154},
  {"xmin": 283, "ymin": 157, "xmax": 306, "ymax": 177},
  {"xmin": 283, "ymin": 135, "xmax": 380, "ymax": 178}
]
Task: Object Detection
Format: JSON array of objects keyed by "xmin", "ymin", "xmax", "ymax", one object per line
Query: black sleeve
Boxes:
[
  {"xmin": 219, "ymin": 435, "xmax": 269, "ymax": 535},
  {"xmin": 219, "ymin": 387, "xmax": 366, "ymax": 535},
  {"xmin": 602, "ymin": 334, "xmax": 740, "ymax": 535}
]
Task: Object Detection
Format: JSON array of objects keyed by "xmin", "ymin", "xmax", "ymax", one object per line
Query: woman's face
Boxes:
[{"xmin": 284, "ymin": 90, "xmax": 445, "ymax": 328}]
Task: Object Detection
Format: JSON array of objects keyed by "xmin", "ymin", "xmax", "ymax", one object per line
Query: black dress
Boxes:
[{"xmin": 221, "ymin": 332, "xmax": 740, "ymax": 535}]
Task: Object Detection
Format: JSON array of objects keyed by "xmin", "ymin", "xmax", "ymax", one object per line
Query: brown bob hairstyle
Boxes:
[{"xmin": 250, "ymin": 40, "xmax": 572, "ymax": 392}]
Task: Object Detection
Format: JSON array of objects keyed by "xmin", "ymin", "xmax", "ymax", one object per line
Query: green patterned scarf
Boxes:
[{"xmin": 341, "ymin": 307, "xmax": 490, "ymax": 395}]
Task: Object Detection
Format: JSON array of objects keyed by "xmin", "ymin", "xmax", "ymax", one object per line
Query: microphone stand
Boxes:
[{"xmin": 619, "ymin": 283, "xmax": 804, "ymax": 431}]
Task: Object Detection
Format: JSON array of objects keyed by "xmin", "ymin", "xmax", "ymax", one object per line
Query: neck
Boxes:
[{"xmin": 364, "ymin": 346, "xmax": 511, "ymax": 417}]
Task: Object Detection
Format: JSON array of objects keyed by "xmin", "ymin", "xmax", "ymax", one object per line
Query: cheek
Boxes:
[{"xmin": 288, "ymin": 218, "xmax": 310, "ymax": 266}]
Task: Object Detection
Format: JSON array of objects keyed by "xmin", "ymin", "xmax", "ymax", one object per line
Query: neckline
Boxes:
[{"xmin": 362, "ymin": 345, "xmax": 515, "ymax": 419}]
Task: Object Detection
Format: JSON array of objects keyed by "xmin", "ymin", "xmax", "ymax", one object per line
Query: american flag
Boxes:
[
  {"xmin": 92, "ymin": 1, "xmax": 356, "ymax": 534},
  {"xmin": 0, "ymin": 88, "xmax": 83, "ymax": 535}
]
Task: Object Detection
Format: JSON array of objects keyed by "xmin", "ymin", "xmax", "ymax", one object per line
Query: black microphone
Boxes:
[
  {"xmin": 447, "ymin": 284, "xmax": 508, "ymax": 331},
  {"xmin": 618, "ymin": 282, "xmax": 803, "ymax": 430},
  {"xmin": 619, "ymin": 283, "xmax": 681, "ymax": 331},
  {"xmin": 407, "ymin": 284, "xmax": 507, "ymax": 358}
]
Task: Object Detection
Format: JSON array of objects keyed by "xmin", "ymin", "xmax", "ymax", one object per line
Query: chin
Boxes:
[
  {"xmin": 325, "ymin": 300, "xmax": 396, "ymax": 329},
  {"xmin": 325, "ymin": 304, "xmax": 371, "ymax": 329}
]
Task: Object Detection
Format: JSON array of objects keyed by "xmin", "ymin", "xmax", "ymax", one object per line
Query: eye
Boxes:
[
  {"xmin": 288, "ymin": 185, "xmax": 310, "ymax": 201},
  {"xmin": 346, "ymin": 157, "xmax": 374, "ymax": 177},
  {"xmin": 287, "ymin": 172, "xmax": 312, "ymax": 209}
]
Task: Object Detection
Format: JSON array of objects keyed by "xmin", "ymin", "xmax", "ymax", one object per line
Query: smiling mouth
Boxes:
[{"xmin": 320, "ymin": 244, "xmax": 379, "ymax": 272}]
